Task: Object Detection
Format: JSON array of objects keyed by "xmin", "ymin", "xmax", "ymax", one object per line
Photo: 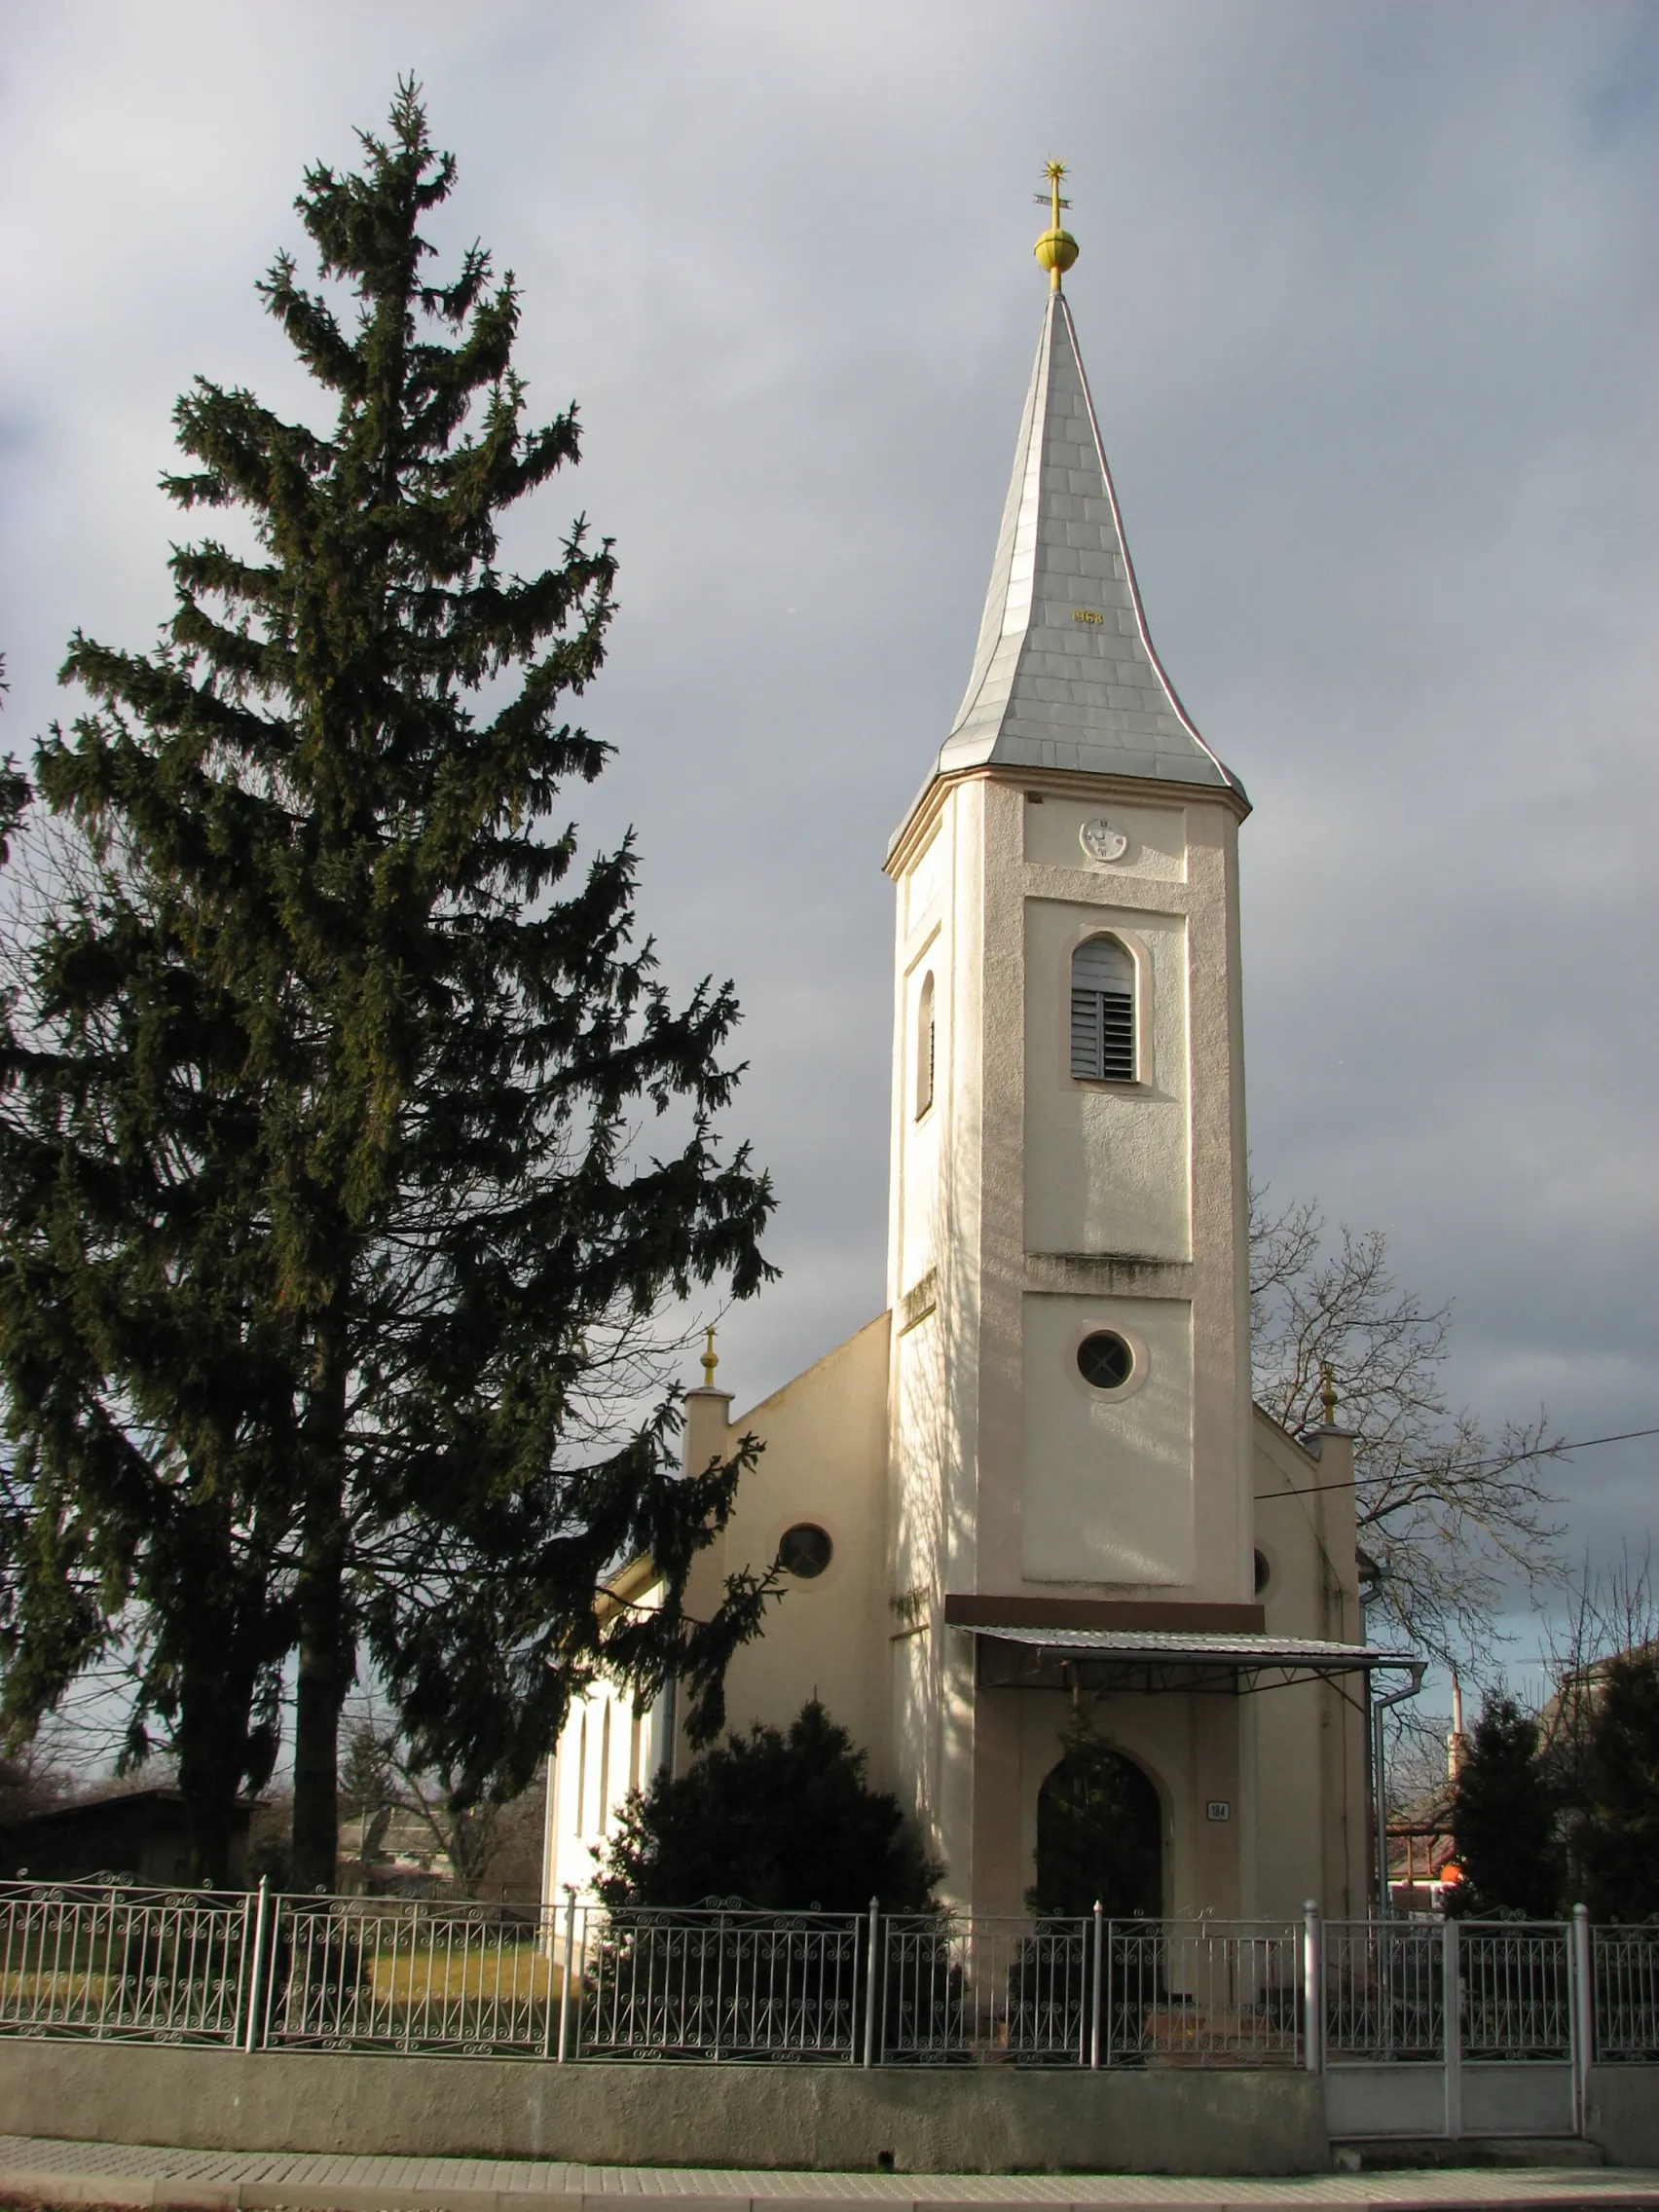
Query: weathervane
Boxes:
[{"xmin": 1033, "ymin": 159, "xmax": 1080, "ymax": 291}]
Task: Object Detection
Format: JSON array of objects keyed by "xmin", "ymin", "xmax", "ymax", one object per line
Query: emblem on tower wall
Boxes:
[{"xmin": 1080, "ymin": 816, "xmax": 1128, "ymax": 863}]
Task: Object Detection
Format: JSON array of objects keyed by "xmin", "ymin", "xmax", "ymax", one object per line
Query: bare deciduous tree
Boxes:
[
  {"xmin": 1250, "ymin": 1184, "xmax": 1564, "ymax": 1669},
  {"xmin": 339, "ymin": 1700, "xmax": 535, "ymax": 1898},
  {"xmin": 1538, "ymin": 1544, "xmax": 1657, "ymax": 1780},
  {"xmin": 1382, "ymin": 1711, "xmax": 1455, "ymax": 1821}
]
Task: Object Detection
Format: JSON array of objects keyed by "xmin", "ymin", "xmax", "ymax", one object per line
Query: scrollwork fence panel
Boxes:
[
  {"xmin": 572, "ymin": 1905, "xmax": 864, "ymax": 2060},
  {"xmin": 0, "ymin": 1880, "xmax": 250, "ymax": 2043},
  {"xmin": 1595, "ymin": 1927, "xmax": 1659, "ymax": 2061},
  {"xmin": 265, "ymin": 1896, "xmax": 554, "ymax": 2053}
]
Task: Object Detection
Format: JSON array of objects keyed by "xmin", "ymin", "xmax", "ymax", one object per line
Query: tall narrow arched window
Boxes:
[
  {"xmin": 1070, "ymin": 936, "xmax": 1135, "ymax": 1083},
  {"xmin": 598, "ymin": 1702, "xmax": 611, "ymax": 1829},
  {"xmin": 915, "ymin": 971, "xmax": 936, "ymax": 1119},
  {"xmin": 575, "ymin": 1712, "xmax": 588, "ymax": 1835}
]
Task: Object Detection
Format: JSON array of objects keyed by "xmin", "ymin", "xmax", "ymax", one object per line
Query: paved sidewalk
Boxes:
[{"xmin": 0, "ymin": 2138, "xmax": 1655, "ymax": 2212}]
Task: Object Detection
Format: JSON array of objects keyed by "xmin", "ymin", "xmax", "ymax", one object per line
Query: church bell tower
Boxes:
[{"xmin": 883, "ymin": 168, "xmax": 1258, "ymax": 1916}]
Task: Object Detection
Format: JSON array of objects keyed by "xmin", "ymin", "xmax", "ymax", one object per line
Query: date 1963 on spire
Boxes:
[{"xmin": 1034, "ymin": 158, "xmax": 1080, "ymax": 290}]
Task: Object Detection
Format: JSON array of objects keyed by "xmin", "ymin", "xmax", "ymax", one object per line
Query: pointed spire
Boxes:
[{"xmin": 917, "ymin": 225, "xmax": 1245, "ymax": 813}]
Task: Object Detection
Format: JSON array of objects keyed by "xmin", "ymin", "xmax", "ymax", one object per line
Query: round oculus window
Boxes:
[
  {"xmin": 1076, "ymin": 1331, "xmax": 1134, "ymax": 1391},
  {"xmin": 1254, "ymin": 1548, "xmax": 1271, "ymax": 1597},
  {"xmin": 778, "ymin": 1523, "xmax": 833, "ymax": 1579}
]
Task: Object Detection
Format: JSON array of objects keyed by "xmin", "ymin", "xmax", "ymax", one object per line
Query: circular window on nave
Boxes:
[
  {"xmin": 778, "ymin": 1523, "xmax": 834, "ymax": 1579},
  {"xmin": 1076, "ymin": 1330, "xmax": 1134, "ymax": 1391}
]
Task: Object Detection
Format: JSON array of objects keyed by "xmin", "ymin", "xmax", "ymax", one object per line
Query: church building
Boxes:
[{"xmin": 543, "ymin": 184, "xmax": 1402, "ymax": 1926}]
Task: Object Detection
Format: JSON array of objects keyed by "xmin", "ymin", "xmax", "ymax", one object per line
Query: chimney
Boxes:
[{"xmin": 1447, "ymin": 1672, "xmax": 1468, "ymax": 1781}]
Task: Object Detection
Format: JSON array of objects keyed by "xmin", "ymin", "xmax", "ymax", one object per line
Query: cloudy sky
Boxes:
[{"xmin": 3, "ymin": 1, "xmax": 1655, "ymax": 1678}]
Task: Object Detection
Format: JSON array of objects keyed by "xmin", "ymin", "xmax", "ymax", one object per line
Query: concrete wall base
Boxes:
[
  {"xmin": 1587, "ymin": 2068, "xmax": 1659, "ymax": 2169},
  {"xmin": 0, "ymin": 2042, "xmax": 1327, "ymax": 2175}
]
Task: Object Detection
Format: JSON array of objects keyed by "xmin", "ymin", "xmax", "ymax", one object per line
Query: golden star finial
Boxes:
[{"xmin": 1033, "ymin": 159, "xmax": 1079, "ymax": 292}]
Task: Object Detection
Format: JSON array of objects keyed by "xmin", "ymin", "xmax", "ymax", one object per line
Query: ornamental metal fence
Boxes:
[
  {"xmin": 268, "ymin": 1893, "xmax": 555, "ymax": 2055},
  {"xmin": 1594, "ymin": 1925, "xmax": 1659, "ymax": 2061},
  {"xmin": 0, "ymin": 1880, "xmax": 1653, "ymax": 2074},
  {"xmin": 0, "ymin": 1881, "xmax": 255, "ymax": 2045},
  {"xmin": 1323, "ymin": 1918, "xmax": 1444, "ymax": 2062},
  {"xmin": 571, "ymin": 1904, "xmax": 864, "ymax": 2061},
  {"xmin": 1322, "ymin": 1919, "xmax": 1578, "ymax": 2066},
  {"xmin": 1460, "ymin": 1923, "xmax": 1573, "ymax": 2061}
]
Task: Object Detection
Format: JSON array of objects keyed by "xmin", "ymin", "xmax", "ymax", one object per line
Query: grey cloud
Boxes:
[{"xmin": 1, "ymin": 0, "xmax": 1653, "ymax": 1611}]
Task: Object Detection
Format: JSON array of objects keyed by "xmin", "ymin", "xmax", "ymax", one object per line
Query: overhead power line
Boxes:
[{"xmin": 1254, "ymin": 1424, "xmax": 1659, "ymax": 1504}]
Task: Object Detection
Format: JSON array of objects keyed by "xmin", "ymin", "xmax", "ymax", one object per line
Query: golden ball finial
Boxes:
[
  {"xmin": 1033, "ymin": 159, "xmax": 1078, "ymax": 291},
  {"xmin": 1035, "ymin": 226, "xmax": 1080, "ymax": 284},
  {"xmin": 700, "ymin": 1324, "xmax": 719, "ymax": 1389},
  {"xmin": 1320, "ymin": 1361, "xmax": 1339, "ymax": 1426}
]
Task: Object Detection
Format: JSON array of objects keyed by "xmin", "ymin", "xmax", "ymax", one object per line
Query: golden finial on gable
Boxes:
[
  {"xmin": 1320, "ymin": 1361, "xmax": 1339, "ymax": 1426},
  {"xmin": 1033, "ymin": 159, "xmax": 1080, "ymax": 291},
  {"xmin": 700, "ymin": 1325, "xmax": 719, "ymax": 1389}
]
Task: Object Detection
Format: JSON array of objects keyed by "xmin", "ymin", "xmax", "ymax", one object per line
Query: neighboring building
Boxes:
[
  {"xmin": 338, "ymin": 1769, "xmax": 547, "ymax": 1901},
  {"xmin": 546, "ymin": 205, "xmax": 1409, "ymax": 1924},
  {"xmin": 337, "ymin": 1806, "xmax": 456, "ymax": 1895},
  {"xmin": 0, "ymin": 1787, "xmax": 253, "ymax": 1889}
]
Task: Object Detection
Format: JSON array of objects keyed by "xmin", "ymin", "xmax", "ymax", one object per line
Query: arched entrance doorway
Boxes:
[{"xmin": 1030, "ymin": 1727, "xmax": 1162, "ymax": 1920}]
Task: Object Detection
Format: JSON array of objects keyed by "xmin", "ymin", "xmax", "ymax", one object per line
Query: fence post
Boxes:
[
  {"xmin": 1442, "ymin": 1914, "xmax": 1461, "ymax": 2142},
  {"xmin": 556, "ymin": 1890, "xmax": 576, "ymax": 2063},
  {"xmin": 1302, "ymin": 1899, "xmax": 1322, "ymax": 2075},
  {"xmin": 863, "ymin": 1898, "xmax": 880, "ymax": 2067},
  {"xmin": 539, "ymin": 1897, "xmax": 557, "ymax": 2060},
  {"xmin": 1090, "ymin": 1901, "xmax": 1103, "ymax": 2070},
  {"xmin": 240, "ymin": 1878, "xmax": 270, "ymax": 2056},
  {"xmin": 1570, "ymin": 1903, "xmax": 1593, "ymax": 2135},
  {"xmin": 97, "ymin": 1886, "xmax": 122, "ymax": 2041}
]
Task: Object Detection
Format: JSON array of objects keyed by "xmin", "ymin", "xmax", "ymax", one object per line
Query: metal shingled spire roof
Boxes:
[{"xmin": 932, "ymin": 292, "xmax": 1244, "ymax": 802}]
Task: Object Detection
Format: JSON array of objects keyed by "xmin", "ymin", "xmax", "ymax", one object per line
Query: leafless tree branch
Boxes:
[{"xmin": 1251, "ymin": 1178, "xmax": 1566, "ymax": 1672}]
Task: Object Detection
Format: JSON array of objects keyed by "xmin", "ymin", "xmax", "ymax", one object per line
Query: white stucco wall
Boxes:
[
  {"xmin": 885, "ymin": 769, "xmax": 1251, "ymax": 1611},
  {"xmin": 1020, "ymin": 1290, "xmax": 1195, "ymax": 1584},
  {"xmin": 1021, "ymin": 793, "xmax": 1189, "ymax": 884},
  {"xmin": 680, "ymin": 1314, "xmax": 894, "ymax": 1782},
  {"xmin": 542, "ymin": 1316, "xmax": 894, "ymax": 1903},
  {"xmin": 1022, "ymin": 899, "xmax": 1192, "ymax": 1261},
  {"xmin": 543, "ymin": 1671, "xmax": 665, "ymax": 1903},
  {"xmin": 1248, "ymin": 1407, "xmax": 1369, "ymax": 1917}
]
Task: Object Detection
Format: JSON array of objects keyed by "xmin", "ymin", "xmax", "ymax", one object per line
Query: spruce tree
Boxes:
[
  {"xmin": 1448, "ymin": 1693, "xmax": 1564, "ymax": 1918},
  {"xmin": 1574, "ymin": 1651, "xmax": 1659, "ymax": 1922},
  {"xmin": 0, "ymin": 87, "xmax": 775, "ymax": 1888}
]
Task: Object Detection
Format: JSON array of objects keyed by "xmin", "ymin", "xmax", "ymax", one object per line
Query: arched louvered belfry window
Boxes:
[
  {"xmin": 916, "ymin": 971, "xmax": 937, "ymax": 1118},
  {"xmin": 1070, "ymin": 936, "xmax": 1135, "ymax": 1083}
]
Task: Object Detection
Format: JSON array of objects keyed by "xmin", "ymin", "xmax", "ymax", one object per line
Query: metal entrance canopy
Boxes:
[{"xmin": 971, "ymin": 1624, "xmax": 1414, "ymax": 1696}]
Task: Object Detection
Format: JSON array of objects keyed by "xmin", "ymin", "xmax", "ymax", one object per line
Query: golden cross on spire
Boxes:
[{"xmin": 1033, "ymin": 159, "xmax": 1080, "ymax": 291}]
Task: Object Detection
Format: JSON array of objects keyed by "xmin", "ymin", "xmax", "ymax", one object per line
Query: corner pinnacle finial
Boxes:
[
  {"xmin": 1320, "ymin": 1362, "xmax": 1339, "ymax": 1427},
  {"xmin": 1033, "ymin": 159, "xmax": 1079, "ymax": 292},
  {"xmin": 700, "ymin": 1325, "xmax": 719, "ymax": 1389}
]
